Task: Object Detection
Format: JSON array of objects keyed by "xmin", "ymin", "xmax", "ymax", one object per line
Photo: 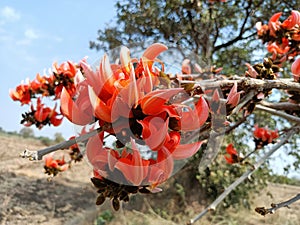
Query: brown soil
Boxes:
[{"xmin": 0, "ymin": 133, "xmax": 299, "ymax": 225}]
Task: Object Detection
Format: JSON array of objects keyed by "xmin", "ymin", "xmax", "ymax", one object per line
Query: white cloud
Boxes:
[
  {"xmin": 24, "ymin": 28, "xmax": 39, "ymax": 39},
  {"xmin": 0, "ymin": 6, "xmax": 20, "ymax": 23}
]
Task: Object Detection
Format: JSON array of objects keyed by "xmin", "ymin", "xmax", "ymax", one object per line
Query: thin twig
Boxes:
[
  {"xmin": 260, "ymin": 101, "xmax": 300, "ymax": 111},
  {"xmin": 19, "ymin": 126, "xmax": 106, "ymax": 160},
  {"xmin": 188, "ymin": 126, "xmax": 299, "ymax": 225},
  {"xmin": 255, "ymin": 193, "xmax": 300, "ymax": 216},
  {"xmin": 256, "ymin": 104, "xmax": 300, "ymax": 124}
]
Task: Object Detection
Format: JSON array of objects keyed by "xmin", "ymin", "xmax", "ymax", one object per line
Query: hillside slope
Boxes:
[{"xmin": 0, "ymin": 134, "xmax": 299, "ymax": 225}]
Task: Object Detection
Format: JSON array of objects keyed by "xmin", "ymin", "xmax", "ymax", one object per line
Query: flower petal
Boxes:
[
  {"xmin": 140, "ymin": 88, "xmax": 183, "ymax": 115},
  {"xmin": 60, "ymin": 87, "xmax": 93, "ymax": 125},
  {"xmin": 143, "ymin": 43, "xmax": 168, "ymax": 61},
  {"xmin": 171, "ymin": 141, "xmax": 203, "ymax": 160}
]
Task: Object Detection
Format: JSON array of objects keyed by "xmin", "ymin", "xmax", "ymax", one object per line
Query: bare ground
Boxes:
[{"xmin": 0, "ymin": 133, "xmax": 299, "ymax": 225}]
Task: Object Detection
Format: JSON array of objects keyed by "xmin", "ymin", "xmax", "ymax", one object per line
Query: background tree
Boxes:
[
  {"xmin": 90, "ymin": 0, "xmax": 298, "ymax": 74},
  {"xmin": 19, "ymin": 127, "xmax": 34, "ymax": 139}
]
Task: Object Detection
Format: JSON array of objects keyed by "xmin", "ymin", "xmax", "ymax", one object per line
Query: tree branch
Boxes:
[
  {"xmin": 255, "ymin": 193, "xmax": 300, "ymax": 216},
  {"xmin": 194, "ymin": 77, "xmax": 300, "ymax": 93},
  {"xmin": 260, "ymin": 101, "xmax": 300, "ymax": 111},
  {"xmin": 19, "ymin": 126, "xmax": 108, "ymax": 160},
  {"xmin": 188, "ymin": 126, "xmax": 300, "ymax": 224},
  {"xmin": 255, "ymin": 104, "xmax": 300, "ymax": 124},
  {"xmin": 213, "ymin": 1, "xmax": 254, "ymax": 53}
]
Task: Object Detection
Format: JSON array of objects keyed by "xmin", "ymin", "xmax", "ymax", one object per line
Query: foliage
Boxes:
[
  {"xmin": 19, "ymin": 127, "xmax": 34, "ymax": 138},
  {"xmin": 94, "ymin": 210, "xmax": 114, "ymax": 225},
  {"xmin": 90, "ymin": 0, "xmax": 298, "ymax": 74}
]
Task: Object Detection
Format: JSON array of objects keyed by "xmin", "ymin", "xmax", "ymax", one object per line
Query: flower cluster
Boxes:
[
  {"xmin": 224, "ymin": 143, "xmax": 242, "ymax": 164},
  {"xmin": 44, "ymin": 154, "xmax": 69, "ymax": 176},
  {"xmin": 10, "ymin": 60, "xmax": 80, "ymax": 128},
  {"xmin": 58, "ymin": 43, "xmax": 209, "ymax": 207},
  {"xmin": 253, "ymin": 125, "xmax": 279, "ymax": 149},
  {"xmin": 20, "ymin": 97, "xmax": 63, "ymax": 129},
  {"xmin": 256, "ymin": 10, "xmax": 300, "ymax": 63}
]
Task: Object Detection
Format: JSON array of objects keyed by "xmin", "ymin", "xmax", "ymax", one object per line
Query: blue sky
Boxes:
[{"xmin": 0, "ymin": 1, "xmax": 116, "ymax": 138}]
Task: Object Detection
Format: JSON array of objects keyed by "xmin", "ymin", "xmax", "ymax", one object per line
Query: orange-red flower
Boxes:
[
  {"xmin": 268, "ymin": 12, "xmax": 282, "ymax": 37},
  {"xmin": 281, "ymin": 10, "xmax": 300, "ymax": 30},
  {"xmin": 44, "ymin": 153, "xmax": 68, "ymax": 176},
  {"xmin": 291, "ymin": 58, "xmax": 300, "ymax": 82},
  {"xmin": 224, "ymin": 143, "xmax": 239, "ymax": 164},
  {"xmin": 35, "ymin": 98, "xmax": 63, "ymax": 126},
  {"xmin": 114, "ymin": 139, "xmax": 150, "ymax": 186},
  {"xmin": 176, "ymin": 96, "xmax": 209, "ymax": 131},
  {"xmin": 9, "ymin": 84, "xmax": 31, "ymax": 105},
  {"xmin": 253, "ymin": 125, "xmax": 279, "ymax": 149},
  {"xmin": 53, "ymin": 61, "xmax": 77, "ymax": 78},
  {"xmin": 60, "ymin": 83, "xmax": 94, "ymax": 125}
]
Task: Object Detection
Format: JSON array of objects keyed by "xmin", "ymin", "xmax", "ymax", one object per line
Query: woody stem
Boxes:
[
  {"xmin": 20, "ymin": 125, "xmax": 108, "ymax": 161},
  {"xmin": 188, "ymin": 125, "xmax": 300, "ymax": 225}
]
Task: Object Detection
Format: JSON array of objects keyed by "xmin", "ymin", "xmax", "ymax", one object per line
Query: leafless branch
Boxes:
[
  {"xmin": 260, "ymin": 101, "xmax": 300, "ymax": 111},
  {"xmin": 255, "ymin": 104, "xmax": 300, "ymax": 124},
  {"xmin": 255, "ymin": 193, "xmax": 300, "ymax": 216},
  {"xmin": 19, "ymin": 126, "xmax": 107, "ymax": 160},
  {"xmin": 188, "ymin": 126, "xmax": 300, "ymax": 225}
]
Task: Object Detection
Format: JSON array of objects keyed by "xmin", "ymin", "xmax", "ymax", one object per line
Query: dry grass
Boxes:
[{"xmin": 0, "ymin": 133, "xmax": 299, "ymax": 225}]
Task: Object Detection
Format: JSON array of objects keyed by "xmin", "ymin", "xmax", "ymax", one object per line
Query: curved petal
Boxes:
[
  {"xmin": 195, "ymin": 96, "xmax": 209, "ymax": 126},
  {"xmin": 60, "ymin": 87, "xmax": 93, "ymax": 125},
  {"xmin": 138, "ymin": 116, "xmax": 169, "ymax": 150},
  {"xmin": 140, "ymin": 88, "xmax": 183, "ymax": 115},
  {"xmin": 142, "ymin": 43, "xmax": 168, "ymax": 61},
  {"xmin": 86, "ymin": 132, "xmax": 108, "ymax": 170},
  {"xmin": 282, "ymin": 10, "xmax": 300, "ymax": 30},
  {"xmin": 155, "ymin": 147, "xmax": 174, "ymax": 181},
  {"xmin": 120, "ymin": 46, "xmax": 131, "ymax": 73},
  {"xmin": 179, "ymin": 96, "xmax": 209, "ymax": 131},
  {"xmin": 100, "ymin": 54, "xmax": 116, "ymax": 95},
  {"xmin": 291, "ymin": 58, "xmax": 300, "ymax": 82},
  {"xmin": 114, "ymin": 139, "xmax": 149, "ymax": 185},
  {"xmin": 182, "ymin": 59, "xmax": 191, "ymax": 74},
  {"xmin": 88, "ymin": 86, "xmax": 114, "ymax": 123},
  {"xmin": 171, "ymin": 141, "xmax": 203, "ymax": 160}
]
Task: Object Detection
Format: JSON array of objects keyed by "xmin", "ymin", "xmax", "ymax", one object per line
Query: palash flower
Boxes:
[
  {"xmin": 253, "ymin": 125, "xmax": 279, "ymax": 144},
  {"xmin": 53, "ymin": 61, "xmax": 78, "ymax": 79},
  {"xmin": 72, "ymin": 43, "xmax": 209, "ymax": 206},
  {"xmin": 60, "ymin": 76, "xmax": 94, "ymax": 125},
  {"xmin": 175, "ymin": 96, "xmax": 209, "ymax": 131},
  {"xmin": 44, "ymin": 153, "xmax": 68, "ymax": 176},
  {"xmin": 224, "ymin": 143, "xmax": 239, "ymax": 164},
  {"xmin": 9, "ymin": 83, "xmax": 31, "ymax": 105},
  {"xmin": 113, "ymin": 139, "xmax": 150, "ymax": 186},
  {"xmin": 79, "ymin": 44, "xmax": 169, "ymax": 125},
  {"xmin": 281, "ymin": 10, "xmax": 300, "ymax": 30},
  {"xmin": 268, "ymin": 12, "xmax": 282, "ymax": 37},
  {"xmin": 165, "ymin": 131, "xmax": 203, "ymax": 160},
  {"xmin": 291, "ymin": 58, "xmax": 300, "ymax": 82},
  {"xmin": 138, "ymin": 114, "xmax": 169, "ymax": 150},
  {"xmin": 267, "ymin": 38, "xmax": 290, "ymax": 59},
  {"xmin": 34, "ymin": 98, "xmax": 63, "ymax": 127}
]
